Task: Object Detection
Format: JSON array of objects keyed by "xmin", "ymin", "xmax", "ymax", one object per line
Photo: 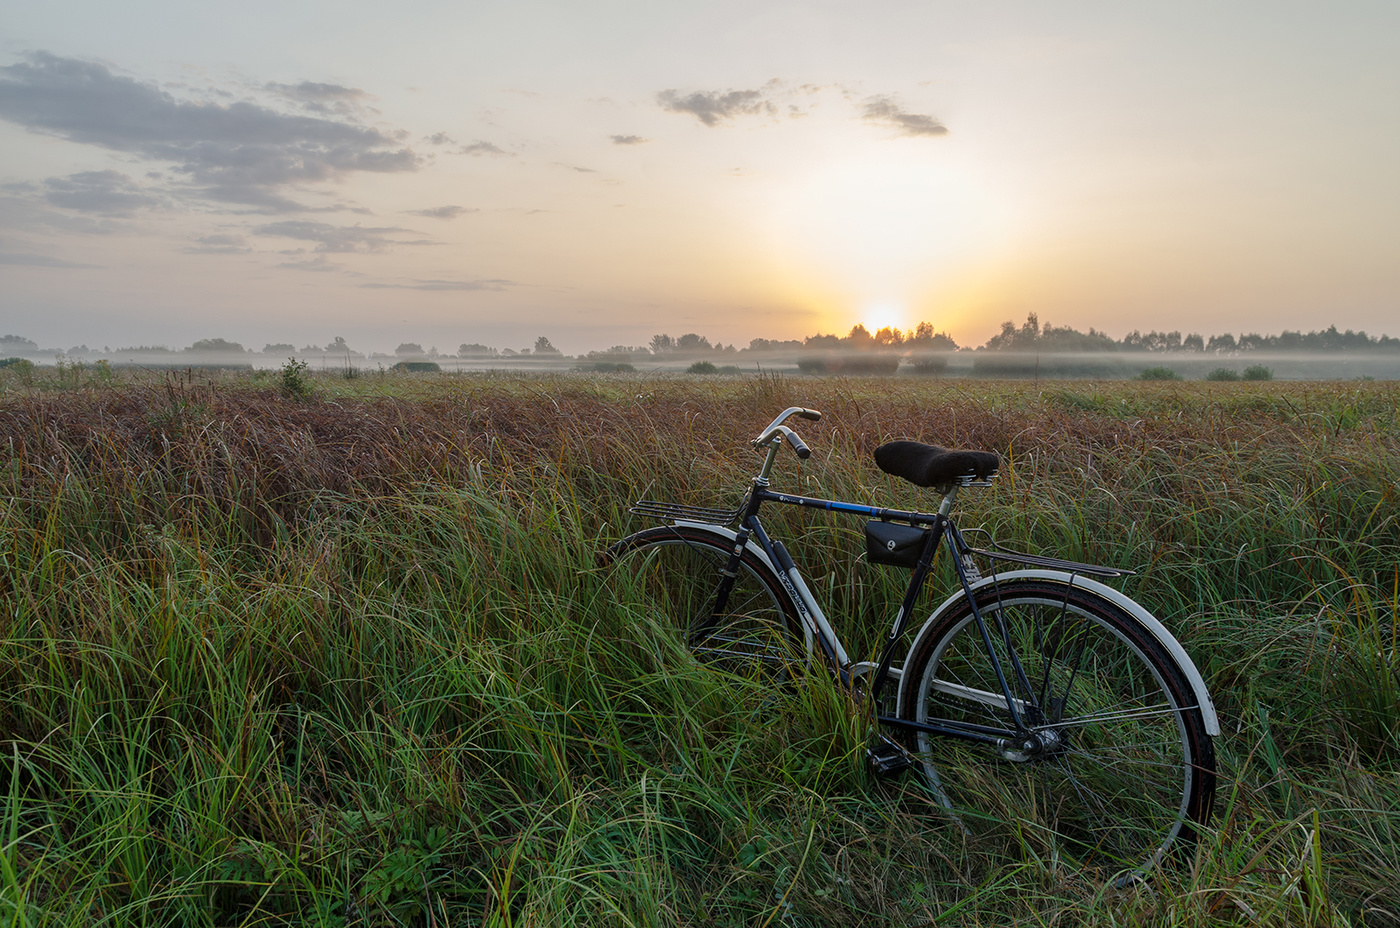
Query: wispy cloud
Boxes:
[
  {"xmin": 182, "ymin": 233, "xmax": 251, "ymax": 254},
  {"xmin": 0, "ymin": 52, "xmax": 419, "ymax": 212},
  {"xmin": 655, "ymin": 83, "xmax": 947, "ymax": 138},
  {"xmin": 0, "ymin": 249, "xmax": 100, "ymax": 268},
  {"xmin": 459, "ymin": 140, "xmax": 510, "ymax": 156},
  {"xmin": 0, "ymin": 195, "xmax": 129, "ymax": 236},
  {"xmin": 657, "ymin": 88, "xmax": 776, "ymax": 126},
  {"xmin": 610, "ymin": 134, "xmax": 647, "ymax": 145},
  {"xmin": 43, "ymin": 170, "xmax": 164, "ymax": 216},
  {"xmin": 263, "ymin": 80, "xmax": 372, "ymax": 117},
  {"xmin": 252, "ymin": 220, "xmax": 428, "ymax": 253},
  {"xmin": 408, "ymin": 205, "xmax": 475, "ymax": 219},
  {"xmin": 360, "ymin": 278, "xmax": 510, "ymax": 291},
  {"xmin": 861, "ymin": 96, "xmax": 947, "ymax": 137},
  {"xmin": 275, "ymin": 254, "xmax": 339, "ymax": 271}
]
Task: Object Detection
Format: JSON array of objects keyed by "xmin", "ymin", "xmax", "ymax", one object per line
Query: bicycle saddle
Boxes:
[{"xmin": 873, "ymin": 441, "xmax": 1000, "ymax": 488}]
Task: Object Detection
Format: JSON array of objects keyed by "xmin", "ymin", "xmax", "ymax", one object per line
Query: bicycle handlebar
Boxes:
[
  {"xmin": 773, "ymin": 425, "xmax": 811, "ymax": 459},
  {"xmin": 752, "ymin": 407, "xmax": 821, "ymax": 460}
]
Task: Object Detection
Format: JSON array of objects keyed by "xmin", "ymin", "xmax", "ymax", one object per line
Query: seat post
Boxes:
[{"xmin": 937, "ymin": 484, "xmax": 960, "ymax": 517}]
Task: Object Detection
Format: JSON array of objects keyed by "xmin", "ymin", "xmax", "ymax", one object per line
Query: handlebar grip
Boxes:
[
  {"xmin": 778, "ymin": 427, "xmax": 811, "ymax": 459},
  {"xmin": 796, "ymin": 408, "xmax": 822, "ymax": 421}
]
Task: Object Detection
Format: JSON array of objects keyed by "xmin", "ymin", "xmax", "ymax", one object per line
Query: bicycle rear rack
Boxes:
[
  {"xmin": 630, "ymin": 499, "xmax": 742, "ymax": 526},
  {"xmin": 958, "ymin": 529, "xmax": 1132, "ymax": 578}
]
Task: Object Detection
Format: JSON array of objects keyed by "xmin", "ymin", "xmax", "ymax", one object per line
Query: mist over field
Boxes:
[{"xmin": 6, "ymin": 318, "xmax": 1400, "ymax": 380}]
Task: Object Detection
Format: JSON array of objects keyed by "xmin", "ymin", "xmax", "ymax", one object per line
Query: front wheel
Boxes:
[
  {"xmin": 899, "ymin": 579, "xmax": 1215, "ymax": 879},
  {"xmin": 600, "ymin": 525, "xmax": 807, "ymax": 675}
]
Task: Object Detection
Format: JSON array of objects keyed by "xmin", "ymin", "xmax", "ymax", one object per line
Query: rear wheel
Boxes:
[
  {"xmin": 899, "ymin": 579, "xmax": 1214, "ymax": 879},
  {"xmin": 601, "ymin": 526, "xmax": 806, "ymax": 674}
]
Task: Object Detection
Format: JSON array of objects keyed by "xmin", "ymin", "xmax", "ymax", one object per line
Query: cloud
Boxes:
[
  {"xmin": 409, "ymin": 205, "xmax": 475, "ymax": 219},
  {"xmin": 275, "ymin": 254, "xmax": 339, "ymax": 271},
  {"xmin": 253, "ymin": 219, "xmax": 426, "ymax": 253},
  {"xmin": 43, "ymin": 170, "xmax": 164, "ymax": 215},
  {"xmin": 360, "ymin": 278, "xmax": 510, "ymax": 291},
  {"xmin": 264, "ymin": 80, "xmax": 371, "ymax": 117},
  {"xmin": 183, "ymin": 233, "xmax": 251, "ymax": 254},
  {"xmin": 657, "ymin": 88, "xmax": 776, "ymax": 126},
  {"xmin": 0, "ymin": 249, "xmax": 100, "ymax": 268},
  {"xmin": 861, "ymin": 96, "xmax": 947, "ymax": 137},
  {"xmin": 0, "ymin": 193, "xmax": 128, "ymax": 235},
  {"xmin": 425, "ymin": 132, "xmax": 455, "ymax": 145},
  {"xmin": 610, "ymin": 134, "xmax": 647, "ymax": 145},
  {"xmin": 0, "ymin": 52, "xmax": 419, "ymax": 212},
  {"xmin": 459, "ymin": 140, "xmax": 510, "ymax": 156}
]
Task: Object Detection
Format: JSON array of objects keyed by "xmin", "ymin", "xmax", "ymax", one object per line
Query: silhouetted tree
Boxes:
[
  {"xmin": 187, "ymin": 338, "xmax": 245, "ymax": 353},
  {"xmin": 675, "ymin": 333, "xmax": 713, "ymax": 354}
]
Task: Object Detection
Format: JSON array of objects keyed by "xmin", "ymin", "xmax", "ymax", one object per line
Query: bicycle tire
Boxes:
[
  {"xmin": 601, "ymin": 525, "xmax": 806, "ymax": 674},
  {"xmin": 899, "ymin": 578, "xmax": 1215, "ymax": 878}
]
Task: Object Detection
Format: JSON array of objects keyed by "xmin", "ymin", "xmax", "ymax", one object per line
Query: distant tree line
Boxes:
[
  {"xmin": 3, "ymin": 316, "xmax": 1397, "ymax": 373},
  {"xmin": 977, "ymin": 314, "xmax": 1400, "ymax": 354}
]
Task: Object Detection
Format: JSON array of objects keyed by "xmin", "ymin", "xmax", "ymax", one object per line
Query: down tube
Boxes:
[{"xmin": 746, "ymin": 517, "xmax": 848, "ymax": 668}]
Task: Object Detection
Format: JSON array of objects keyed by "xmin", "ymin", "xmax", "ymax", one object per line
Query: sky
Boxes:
[{"xmin": 1, "ymin": 1, "xmax": 1397, "ymax": 356}]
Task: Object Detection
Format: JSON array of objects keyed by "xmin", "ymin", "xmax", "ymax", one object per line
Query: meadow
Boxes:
[{"xmin": 1, "ymin": 364, "xmax": 1397, "ymax": 926}]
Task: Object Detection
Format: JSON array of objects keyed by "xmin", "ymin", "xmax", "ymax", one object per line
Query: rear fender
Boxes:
[{"xmin": 902, "ymin": 569, "xmax": 1219, "ymax": 735}]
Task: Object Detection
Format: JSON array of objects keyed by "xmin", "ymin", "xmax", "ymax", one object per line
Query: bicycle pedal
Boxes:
[{"xmin": 866, "ymin": 741, "xmax": 914, "ymax": 776}]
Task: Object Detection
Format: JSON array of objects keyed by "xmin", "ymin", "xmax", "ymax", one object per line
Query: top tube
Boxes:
[{"xmin": 753, "ymin": 486, "xmax": 942, "ymax": 526}]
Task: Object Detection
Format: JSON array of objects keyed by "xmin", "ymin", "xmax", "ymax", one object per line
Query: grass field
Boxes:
[{"xmin": 2, "ymin": 365, "xmax": 1398, "ymax": 926}]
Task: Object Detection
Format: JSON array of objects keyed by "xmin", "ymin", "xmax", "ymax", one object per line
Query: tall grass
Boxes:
[{"xmin": 2, "ymin": 368, "xmax": 1398, "ymax": 925}]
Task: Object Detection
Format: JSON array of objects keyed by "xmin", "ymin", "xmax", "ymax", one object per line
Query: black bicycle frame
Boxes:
[{"xmin": 694, "ymin": 483, "xmax": 1043, "ymax": 750}]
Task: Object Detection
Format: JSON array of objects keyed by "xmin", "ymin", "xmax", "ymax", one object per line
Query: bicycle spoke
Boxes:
[{"xmin": 903, "ymin": 580, "xmax": 1213, "ymax": 877}]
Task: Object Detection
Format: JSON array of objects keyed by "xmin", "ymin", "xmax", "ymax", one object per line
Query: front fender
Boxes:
[{"xmin": 671, "ymin": 520, "xmax": 815, "ymax": 655}]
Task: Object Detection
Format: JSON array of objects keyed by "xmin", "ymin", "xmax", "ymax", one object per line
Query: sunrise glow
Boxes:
[{"xmin": 0, "ymin": 3, "xmax": 1395, "ymax": 354}]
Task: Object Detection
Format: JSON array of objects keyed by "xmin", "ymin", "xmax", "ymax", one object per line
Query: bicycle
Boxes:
[{"xmin": 600, "ymin": 406, "xmax": 1218, "ymax": 881}]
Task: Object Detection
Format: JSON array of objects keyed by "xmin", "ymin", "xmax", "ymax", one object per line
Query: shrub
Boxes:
[
  {"xmin": 906, "ymin": 354, "xmax": 950, "ymax": 376},
  {"xmin": 1137, "ymin": 366, "xmax": 1182, "ymax": 381},
  {"xmin": 391, "ymin": 361, "xmax": 442, "ymax": 373},
  {"xmin": 279, "ymin": 357, "xmax": 313, "ymax": 398},
  {"xmin": 1205, "ymin": 368, "xmax": 1241, "ymax": 382},
  {"xmin": 687, "ymin": 361, "xmax": 718, "ymax": 374},
  {"xmin": 1243, "ymin": 364, "xmax": 1274, "ymax": 381},
  {"xmin": 0, "ymin": 357, "xmax": 34, "ymax": 385}
]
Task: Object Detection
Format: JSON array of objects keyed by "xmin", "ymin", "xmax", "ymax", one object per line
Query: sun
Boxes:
[
  {"xmin": 861, "ymin": 301, "xmax": 906, "ymax": 335},
  {"xmin": 764, "ymin": 144, "xmax": 1008, "ymax": 332}
]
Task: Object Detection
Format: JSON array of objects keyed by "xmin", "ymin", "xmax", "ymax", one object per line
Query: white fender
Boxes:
[{"xmin": 902, "ymin": 569, "xmax": 1219, "ymax": 735}]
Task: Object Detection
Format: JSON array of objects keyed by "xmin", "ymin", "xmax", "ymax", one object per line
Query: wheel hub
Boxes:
[{"xmin": 998, "ymin": 727, "xmax": 1065, "ymax": 762}]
